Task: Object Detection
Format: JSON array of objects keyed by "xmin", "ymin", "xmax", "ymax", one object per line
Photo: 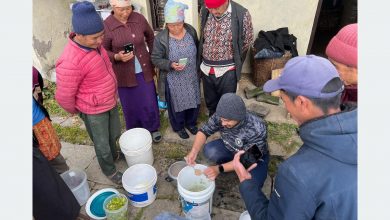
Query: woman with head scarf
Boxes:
[
  {"xmin": 102, "ymin": 0, "xmax": 162, "ymax": 142},
  {"xmin": 151, "ymin": 0, "xmax": 201, "ymax": 139}
]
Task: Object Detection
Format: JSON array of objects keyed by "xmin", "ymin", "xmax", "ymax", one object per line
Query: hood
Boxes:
[{"xmin": 299, "ymin": 106, "xmax": 357, "ymax": 165}]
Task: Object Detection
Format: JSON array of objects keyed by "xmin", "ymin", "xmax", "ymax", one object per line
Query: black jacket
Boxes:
[{"xmin": 254, "ymin": 27, "xmax": 298, "ymax": 57}]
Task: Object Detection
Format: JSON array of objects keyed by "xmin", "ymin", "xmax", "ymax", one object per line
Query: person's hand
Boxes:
[
  {"xmin": 184, "ymin": 150, "xmax": 198, "ymax": 166},
  {"xmin": 115, "ymin": 51, "xmax": 134, "ymax": 62},
  {"xmin": 171, "ymin": 62, "xmax": 185, "ymax": 71},
  {"xmin": 233, "ymin": 150, "xmax": 258, "ymax": 183},
  {"xmin": 204, "ymin": 165, "xmax": 220, "ymax": 181}
]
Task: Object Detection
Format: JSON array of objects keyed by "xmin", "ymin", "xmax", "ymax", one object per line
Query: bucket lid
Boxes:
[{"xmin": 85, "ymin": 188, "xmax": 119, "ymax": 219}]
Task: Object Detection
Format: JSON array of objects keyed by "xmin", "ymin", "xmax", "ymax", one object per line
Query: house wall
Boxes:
[
  {"xmin": 33, "ymin": 0, "xmax": 74, "ymax": 80},
  {"xmin": 235, "ymin": 0, "xmax": 320, "ymax": 72},
  {"xmin": 32, "ymin": 0, "xmax": 319, "ymax": 78}
]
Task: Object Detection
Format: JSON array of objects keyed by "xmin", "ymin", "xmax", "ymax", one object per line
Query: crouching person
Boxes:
[{"xmin": 185, "ymin": 93, "xmax": 269, "ymax": 188}]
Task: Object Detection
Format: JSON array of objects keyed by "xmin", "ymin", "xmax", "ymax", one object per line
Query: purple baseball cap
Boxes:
[{"xmin": 263, "ymin": 55, "xmax": 344, "ymax": 98}]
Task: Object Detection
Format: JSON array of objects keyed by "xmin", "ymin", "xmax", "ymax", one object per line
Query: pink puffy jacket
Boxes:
[{"xmin": 55, "ymin": 34, "xmax": 118, "ymax": 114}]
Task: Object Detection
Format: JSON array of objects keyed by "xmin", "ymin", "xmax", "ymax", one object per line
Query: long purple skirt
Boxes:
[{"xmin": 118, "ymin": 72, "xmax": 160, "ymax": 132}]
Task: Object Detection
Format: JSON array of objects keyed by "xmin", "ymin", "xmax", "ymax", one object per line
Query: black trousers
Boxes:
[{"xmin": 202, "ymin": 70, "xmax": 237, "ymax": 116}]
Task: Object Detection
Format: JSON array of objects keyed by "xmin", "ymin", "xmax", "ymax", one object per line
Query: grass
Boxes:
[
  {"xmin": 267, "ymin": 121, "xmax": 301, "ymax": 154},
  {"xmin": 154, "ymin": 142, "xmax": 188, "ymax": 160},
  {"xmin": 53, "ymin": 124, "xmax": 93, "ymax": 145},
  {"xmin": 159, "ymin": 110, "xmax": 169, "ymax": 135},
  {"xmin": 43, "ymin": 81, "xmax": 69, "ymax": 117},
  {"xmin": 197, "ymin": 109, "xmax": 209, "ymax": 125}
]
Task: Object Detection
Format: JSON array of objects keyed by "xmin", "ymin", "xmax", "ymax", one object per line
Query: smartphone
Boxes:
[
  {"xmin": 178, "ymin": 58, "xmax": 188, "ymax": 66},
  {"xmin": 239, "ymin": 145, "xmax": 263, "ymax": 169},
  {"xmin": 123, "ymin": 43, "xmax": 134, "ymax": 54}
]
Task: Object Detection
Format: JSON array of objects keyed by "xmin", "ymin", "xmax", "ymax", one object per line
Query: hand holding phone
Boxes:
[
  {"xmin": 239, "ymin": 145, "xmax": 263, "ymax": 169},
  {"xmin": 123, "ymin": 43, "xmax": 134, "ymax": 54},
  {"xmin": 178, "ymin": 58, "xmax": 188, "ymax": 66}
]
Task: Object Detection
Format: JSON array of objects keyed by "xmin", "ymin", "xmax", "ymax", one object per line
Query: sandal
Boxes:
[
  {"xmin": 152, "ymin": 131, "xmax": 162, "ymax": 143},
  {"xmin": 108, "ymin": 171, "xmax": 123, "ymax": 185}
]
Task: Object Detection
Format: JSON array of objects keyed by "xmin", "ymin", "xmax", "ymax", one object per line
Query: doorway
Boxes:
[{"xmin": 308, "ymin": 0, "xmax": 357, "ymax": 56}]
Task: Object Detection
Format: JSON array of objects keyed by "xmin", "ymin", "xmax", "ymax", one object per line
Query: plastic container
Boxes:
[
  {"xmin": 119, "ymin": 128, "xmax": 154, "ymax": 167},
  {"xmin": 177, "ymin": 164, "xmax": 215, "ymax": 218},
  {"xmin": 61, "ymin": 169, "xmax": 90, "ymax": 206},
  {"xmin": 103, "ymin": 193, "xmax": 128, "ymax": 220},
  {"xmin": 122, "ymin": 164, "xmax": 157, "ymax": 207},
  {"xmin": 239, "ymin": 210, "xmax": 251, "ymax": 220},
  {"xmin": 166, "ymin": 161, "xmax": 187, "ymax": 187},
  {"xmin": 85, "ymin": 188, "xmax": 119, "ymax": 220}
]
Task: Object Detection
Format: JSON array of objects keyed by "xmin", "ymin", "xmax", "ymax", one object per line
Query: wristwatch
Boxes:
[{"xmin": 218, "ymin": 164, "xmax": 224, "ymax": 173}]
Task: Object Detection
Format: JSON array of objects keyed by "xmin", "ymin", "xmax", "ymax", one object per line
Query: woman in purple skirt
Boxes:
[{"xmin": 102, "ymin": 0, "xmax": 161, "ymax": 142}]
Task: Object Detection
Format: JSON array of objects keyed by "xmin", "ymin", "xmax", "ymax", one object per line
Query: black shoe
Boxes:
[
  {"xmin": 177, "ymin": 129, "xmax": 189, "ymax": 139},
  {"xmin": 186, "ymin": 126, "xmax": 198, "ymax": 135}
]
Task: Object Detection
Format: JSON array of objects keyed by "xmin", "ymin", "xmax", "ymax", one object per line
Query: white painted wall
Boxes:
[{"xmin": 178, "ymin": 0, "xmax": 199, "ymax": 34}]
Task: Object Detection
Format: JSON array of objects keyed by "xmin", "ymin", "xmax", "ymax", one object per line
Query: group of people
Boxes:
[
  {"xmin": 33, "ymin": 0, "xmax": 358, "ymax": 218},
  {"xmin": 52, "ymin": 0, "xmax": 254, "ymax": 185}
]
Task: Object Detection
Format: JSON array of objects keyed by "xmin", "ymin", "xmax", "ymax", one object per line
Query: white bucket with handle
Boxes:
[
  {"xmin": 119, "ymin": 128, "xmax": 154, "ymax": 167},
  {"xmin": 177, "ymin": 164, "xmax": 215, "ymax": 219},
  {"xmin": 122, "ymin": 164, "xmax": 157, "ymax": 207}
]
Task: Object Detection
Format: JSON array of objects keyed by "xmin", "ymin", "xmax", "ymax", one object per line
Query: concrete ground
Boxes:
[{"xmin": 55, "ymin": 73, "xmax": 300, "ymax": 219}]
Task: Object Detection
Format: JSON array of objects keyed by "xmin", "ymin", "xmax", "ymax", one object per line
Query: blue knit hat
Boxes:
[{"xmin": 72, "ymin": 1, "xmax": 104, "ymax": 35}]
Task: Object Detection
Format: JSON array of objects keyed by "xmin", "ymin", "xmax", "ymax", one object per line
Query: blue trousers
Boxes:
[{"xmin": 203, "ymin": 139, "xmax": 269, "ymax": 188}]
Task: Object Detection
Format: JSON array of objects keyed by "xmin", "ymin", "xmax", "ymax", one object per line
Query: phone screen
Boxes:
[
  {"xmin": 178, "ymin": 58, "xmax": 188, "ymax": 66},
  {"xmin": 124, "ymin": 43, "xmax": 134, "ymax": 54}
]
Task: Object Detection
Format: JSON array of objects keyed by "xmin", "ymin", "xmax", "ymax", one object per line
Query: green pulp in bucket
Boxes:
[
  {"xmin": 188, "ymin": 179, "xmax": 208, "ymax": 192},
  {"xmin": 189, "ymin": 184, "xmax": 207, "ymax": 192}
]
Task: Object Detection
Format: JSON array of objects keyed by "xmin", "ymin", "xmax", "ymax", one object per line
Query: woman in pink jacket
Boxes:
[{"xmin": 55, "ymin": 1, "xmax": 123, "ymax": 185}]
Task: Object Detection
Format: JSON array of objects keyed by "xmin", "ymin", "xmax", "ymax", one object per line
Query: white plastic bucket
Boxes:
[
  {"xmin": 177, "ymin": 164, "xmax": 215, "ymax": 218},
  {"xmin": 119, "ymin": 128, "xmax": 154, "ymax": 167},
  {"xmin": 122, "ymin": 164, "xmax": 157, "ymax": 207},
  {"xmin": 61, "ymin": 169, "xmax": 90, "ymax": 206}
]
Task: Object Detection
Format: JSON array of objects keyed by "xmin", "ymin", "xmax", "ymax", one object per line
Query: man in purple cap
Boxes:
[{"xmin": 232, "ymin": 55, "xmax": 357, "ymax": 219}]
